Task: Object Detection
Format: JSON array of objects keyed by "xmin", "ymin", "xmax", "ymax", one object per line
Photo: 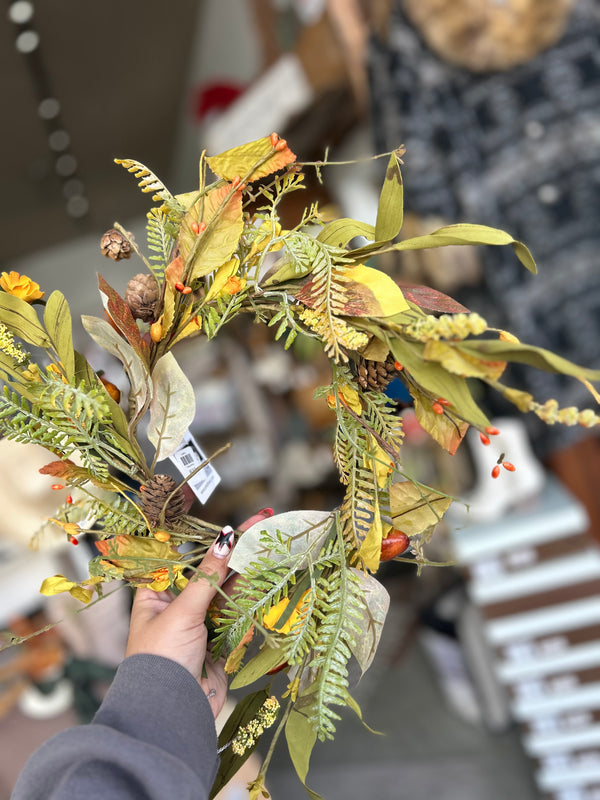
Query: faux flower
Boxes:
[
  {"xmin": 262, "ymin": 590, "xmax": 310, "ymax": 634},
  {"xmin": 40, "ymin": 574, "xmax": 104, "ymax": 604},
  {"xmin": 0, "ymin": 271, "xmax": 44, "ymax": 302}
]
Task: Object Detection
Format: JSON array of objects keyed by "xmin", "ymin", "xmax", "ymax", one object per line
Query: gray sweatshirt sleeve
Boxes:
[{"xmin": 12, "ymin": 654, "xmax": 219, "ymax": 800}]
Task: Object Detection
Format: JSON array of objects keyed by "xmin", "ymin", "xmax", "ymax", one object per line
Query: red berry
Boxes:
[
  {"xmin": 174, "ymin": 281, "xmax": 185, "ymax": 292},
  {"xmin": 432, "ymin": 402, "xmax": 444, "ymax": 415},
  {"xmin": 66, "ymin": 495, "xmax": 73, "ymax": 504},
  {"xmin": 485, "ymin": 426, "xmax": 500, "ymax": 436},
  {"xmin": 503, "ymin": 461, "xmax": 516, "ymax": 472},
  {"xmin": 380, "ymin": 530, "xmax": 410, "ymax": 561},
  {"xmin": 51, "ymin": 484, "xmax": 64, "ymax": 490},
  {"xmin": 491, "ymin": 465, "xmax": 501, "ymax": 479},
  {"xmin": 190, "ymin": 221, "xmax": 200, "ymax": 234},
  {"xmin": 480, "ymin": 433, "xmax": 491, "ymax": 446},
  {"xmin": 270, "ymin": 132, "xmax": 280, "ymax": 147},
  {"xmin": 69, "ymin": 536, "xmax": 79, "ymax": 546},
  {"xmin": 198, "ymin": 221, "xmax": 207, "ymax": 233},
  {"xmin": 393, "ymin": 361, "xmax": 403, "ymax": 371},
  {"xmin": 438, "ymin": 398, "xmax": 451, "ymax": 406}
]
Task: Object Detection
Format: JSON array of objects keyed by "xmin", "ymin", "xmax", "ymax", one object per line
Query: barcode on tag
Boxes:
[{"xmin": 169, "ymin": 430, "xmax": 220, "ymax": 504}]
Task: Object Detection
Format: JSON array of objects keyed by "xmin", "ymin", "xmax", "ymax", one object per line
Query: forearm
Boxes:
[{"xmin": 12, "ymin": 654, "xmax": 219, "ymax": 800}]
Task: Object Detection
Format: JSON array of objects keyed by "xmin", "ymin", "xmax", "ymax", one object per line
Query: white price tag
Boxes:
[{"xmin": 169, "ymin": 431, "xmax": 220, "ymax": 504}]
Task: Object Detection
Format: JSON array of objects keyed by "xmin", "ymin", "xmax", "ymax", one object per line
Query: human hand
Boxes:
[{"xmin": 125, "ymin": 508, "xmax": 273, "ymax": 717}]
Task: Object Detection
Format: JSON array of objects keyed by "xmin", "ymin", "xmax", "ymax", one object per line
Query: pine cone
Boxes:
[
  {"xmin": 141, "ymin": 474, "xmax": 186, "ymax": 528},
  {"xmin": 125, "ymin": 273, "xmax": 160, "ymax": 322},
  {"xmin": 355, "ymin": 354, "xmax": 398, "ymax": 391},
  {"xmin": 100, "ymin": 228, "xmax": 132, "ymax": 261}
]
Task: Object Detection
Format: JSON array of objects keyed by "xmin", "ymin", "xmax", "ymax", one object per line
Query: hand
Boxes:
[{"xmin": 125, "ymin": 509, "xmax": 273, "ymax": 717}]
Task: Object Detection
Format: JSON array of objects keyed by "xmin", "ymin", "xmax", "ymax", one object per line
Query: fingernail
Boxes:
[
  {"xmin": 213, "ymin": 525, "xmax": 235, "ymax": 558},
  {"xmin": 258, "ymin": 507, "xmax": 274, "ymax": 517}
]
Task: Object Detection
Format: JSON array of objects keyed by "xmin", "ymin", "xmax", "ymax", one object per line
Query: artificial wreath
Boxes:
[{"xmin": 1, "ymin": 134, "xmax": 599, "ymax": 799}]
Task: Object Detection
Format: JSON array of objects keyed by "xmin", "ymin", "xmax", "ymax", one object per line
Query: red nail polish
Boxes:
[{"xmin": 258, "ymin": 507, "xmax": 274, "ymax": 517}]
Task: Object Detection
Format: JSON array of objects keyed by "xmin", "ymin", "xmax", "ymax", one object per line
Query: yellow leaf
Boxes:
[
  {"xmin": 409, "ymin": 386, "xmax": 469, "ymax": 455},
  {"xmin": 95, "ymin": 534, "xmax": 180, "ymax": 571},
  {"xmin": 363, "ymin": 437, "xmax": 393, "ymax": 489},
  {"xmin": 171, "ymin": 314, "xmax": 202, "ymax": 346},
  {"xmin": 48, "ymin": 518, "xmax": 81, "ymax": 537},
  {"xmin": 206, "ymin": 136, "xmax": 296, "ymax": 182},
  {"xmin": 262, "ymin": 591, "xmax": 310, "ymax": 634},
  {"xmin": 389, "ymin": 481, "xmax": 452, "ymax": 535},
  {"xmin": 340, "ymin": 265, "xmax": 409, "ymax": 317},
  {"xmin": 205, "ymin": 258, "xmax": 239, "ymax": 302},
  {"xmin": 424, "ymin": 340, "xmax": 507, "ymax": 381},
  {"xmin": 178, "ymin": 184, "xmax": 243, "ymax": 280},
  {"xmin": 358, "ymin": 502, "xmax": 383, "ymax": 572},
  {"xmin": 40, "ymin": 574, "xmax": 96, "ymax": 604}
]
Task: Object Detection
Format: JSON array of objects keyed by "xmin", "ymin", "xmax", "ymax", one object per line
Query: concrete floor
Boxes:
[{"xmin": 0, "ymin": 575, "xmax": 540, "ymax": 800}]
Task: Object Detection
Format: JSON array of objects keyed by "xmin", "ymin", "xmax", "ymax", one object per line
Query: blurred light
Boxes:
[
  {"xmin": 55, "ymin": 154, "xmax": 77, "ymax": 177},
  {"xmin": 62, "ymin": 178, "xmax": 84, "ymax": 199},
  {"xmin": 8, "ymin": 1, "xmax": 34, "ymax": 24},
  {"xmin": 66, "ymin": 195, "xmax": 89, "ymax": 218},
  {"xmin": 16, "ymin": 29, "xmax": 39, "ymax": 53},
  {"xmin": 38, "ymin": 98, "xmax": 60, "ymax": 119},
  {"xmin": 48, "ymin": 130, "xmax": 70, "ymax": 151},
  {"xmin": 538, "ymin": 184, "xmax": 560, "ymax": 204}
]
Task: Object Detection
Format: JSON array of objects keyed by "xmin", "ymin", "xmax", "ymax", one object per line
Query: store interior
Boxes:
[{"xmin": 1, "ymin": 2, "xmax": 600, "ymax": 798}]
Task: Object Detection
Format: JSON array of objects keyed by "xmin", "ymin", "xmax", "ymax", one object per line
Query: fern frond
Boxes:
[
  {"xmin": 146, "ymin": 207, "xmax": 175, "ymax": 277},
  {"xmin": 114, "ymin": 159, "xmax": 174, "ymax": 203},
  {"xmin": 84, "ymin": 494, "xmax": 146, "ymax": 536},
  {"xmin": 307, "ymin": 522, "xmax": 365, "ymax": 740}
]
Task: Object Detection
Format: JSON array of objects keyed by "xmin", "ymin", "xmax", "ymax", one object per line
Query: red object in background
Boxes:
[{"xmin": 191, "ymin": 81, "xmax": 245, "ymax": 122}]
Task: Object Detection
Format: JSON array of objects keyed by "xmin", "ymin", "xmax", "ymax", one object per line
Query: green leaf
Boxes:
[
  {"xmin": 0, "ymin": 292, "xmax": 51, "ymax": 348},
  {"xmin": 147, "ymin": 352, "xmax": 196, "ymax": 462},
  {"xmin": 389, "ymin": 337, "xmax": 490, "ymax": 429},
  {"xmin": 285, "ymin": 710, "xmax": 319, "ymax": 790},
  {"xmin": 81, "ymin": 315, "xmax": 150, "ymax": 419},
  {"xmin": 230, "ymin": 645, "xmax": 288, "ymax": 690},
  {"xmin": 344, "ymin": 692, "xmax": 384, "ymax": 735},
  {"xmin": 98, "ymin": 276, "xmax": 149, "ymax": 363},
  {"xmin": 44, "ymin": 291, "xmax": 75, "ymax": 380},
  {"xmin": 317, "ymin": 218, "xmax": 375, "ymax": 248},
  {"xmin": 351, "ymin": 223, "xmax": 537, "ymax": 274},
  {"xmin": 453, "ymin": 339, "xmax": 600, "ymax": 382},
  {"xmin": 375, "ymin": 148, "xmax": 404, "ymax": 242},
  {"xmin": 210, "ymin": 688, "xmax": 270, "ymax": 800},
  {"xmin": 389, "ymin": 481, "xmax": 453, "ymax": 535}
]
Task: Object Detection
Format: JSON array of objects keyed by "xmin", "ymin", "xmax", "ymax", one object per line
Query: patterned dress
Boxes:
[{"xmin": 369, "ymin": 0, "xmax": 600, "ymax": 456}]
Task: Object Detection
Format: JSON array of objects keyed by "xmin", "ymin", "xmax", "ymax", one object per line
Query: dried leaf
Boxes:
[
  {"xmin": 389, "ymin": 481, "xmax": 453, "ymax": 535},
  {"xmin": 349, "ymin": 569, "xmax": 390, "ymax": 674},
  {"xmin": 205, "ymin": 258, "xmax": 239, "ymax": 302},
  {"xmin": 97, "ymin": 276, "xmax": 149, "ymax": 362},
  {"xmin": 147, "ymin": 352, "xmax": 196, "ymax": 462},
  {"xmin": 424, "ymin": 340, "xmax": 507, "ymax": 381},
  {"xmin": 0, "ymin": 292, "xmax": 51, "ymax": 348},
  {"xmin": 206, "ymin": 135, "xmax": 296, "ymax": 182},
  {"xmin": 339, "ymin": 265, "xmax": 409, "ymax": 317},
  {"xmin": 410, "ymin": 384, "xmax": 469, "ymax": 455},
  {"xmin": 398, "ymin": 284, "xmax": 470, "ymax": 314},
  {"xmin": 358, "ymin": 500, "xmax": 383, "ymax": 571}
]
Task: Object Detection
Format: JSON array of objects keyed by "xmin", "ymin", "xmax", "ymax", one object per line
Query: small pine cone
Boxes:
[
  {"xmin": 100, "ymin": 228, "xmax": 132, "ymax": 261},
  {"xmin": 355, "ymin": 354, "xmax": 398, "ymax": 391},
  {"xmin": 141, "ymin": 474, "xmax": 186, "ymax": 528},
  {"xmin": 125, "ymin": 273, "xmax": 160, "ymax": 322}
]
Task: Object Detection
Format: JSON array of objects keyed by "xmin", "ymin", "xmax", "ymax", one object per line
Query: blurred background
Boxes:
[{"xmin": 1, "ymin": 1, "xmax": 599, "ymax": 798}]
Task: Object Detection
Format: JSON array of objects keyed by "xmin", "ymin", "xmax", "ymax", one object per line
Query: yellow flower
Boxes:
[
  {"xmin": 40, "ymin": 574, "xmax": 103, "ymax": 604},
  {"xmin": 224, "ymin": 275, "xmax": 246, "ymax": 295},
  {"xmin": 262, "ymin": 590, "xmax": 310, "ymax": 634},
  {"xmin": 0, "ymin": 271, "xmax": 44, "ymax": 302}
]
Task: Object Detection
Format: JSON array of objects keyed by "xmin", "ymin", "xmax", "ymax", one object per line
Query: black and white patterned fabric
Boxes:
[{"xmin": 369, "ymin": 0, "xmax": 600, "ymax": 456}]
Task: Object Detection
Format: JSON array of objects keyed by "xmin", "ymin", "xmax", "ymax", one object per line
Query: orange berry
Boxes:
[
  {"xmin": 100, "ymin": 376, "xmax": 121, "ymax": 403},
  {"xmin": 432, "ymin": 402, "xmax": 444, "ymax": 415},
  {"xmin": 480, "ymin": 433, "xmax": 491, "ymax": 446},
  {"xmin": 190, "ymin": 221, "xmax": 200, "ymax": 234},
  {"xmin": 491, "ymin": 465, "xmax": 501, "ymax": 478},
  {"xmin": 154, "ymin": 530, "xmax": 172, "ymax": 543},
  {"xmin": 150, "ymin": 322, "xmax": 163, "ymax": 343},
  {"xmin": 503, "ymin": 462, "xmax": 516, "ymax": 472},
  {"xmin": 380, "ymin": 530, "xmax": 410, "ymax": 561},
  {"xmin": 232, "ymin": 176, "xmax": 241, "ymax": 188},
  {"xmin": 394, "ymin": 361, "xmax": 403, "ymax": 371},
  {"xmin": 198, "ymin": 221, "xmax": 206, "ymax": 232},
  {"xmin": 174, "ymin": 281, "xmax": 185, "ymax": 292},
  {"xmin": 275, "ymin": 139, "xmax": 288, "ymax": 151},
  {"xmin": 438, "ymin": 398, "xmax": 451, "ymax": 406},
  {"xmin": 485, "ymin": 426, "xmax": 500, "ymax": 436},
  {"xmin": 51, "ymin": 484, "xmax": 64, "ymax": 490},
  {"xmin": 66, "ymin": 495, "xmax": 73, "ymax": 504},
  {"xmin": 270, "ymin": 132, "xmax": 280, "ymax": 146},
  {"xmin": 182, "ymin": 286, "xmax": 192, "ymax": 295}
]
